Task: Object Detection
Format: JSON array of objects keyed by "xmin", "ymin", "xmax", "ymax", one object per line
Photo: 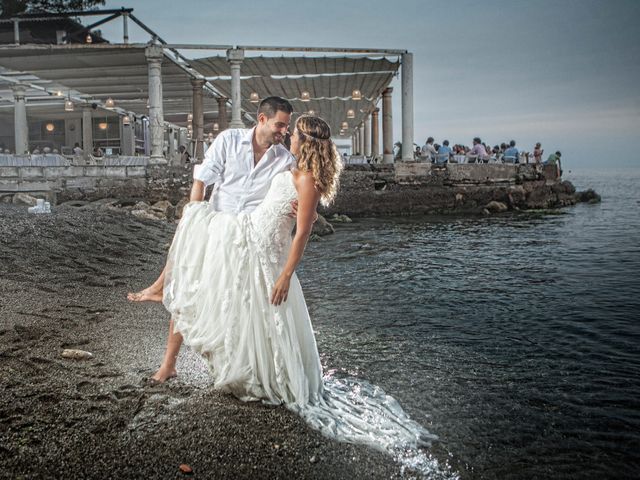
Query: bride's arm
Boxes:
[{"xmin": 270, "ymin": 173, "xmax": 320, "ymax": 306}]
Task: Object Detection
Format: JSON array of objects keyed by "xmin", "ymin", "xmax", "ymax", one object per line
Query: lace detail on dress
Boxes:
[{"xmin": 250, "ymin": 170, "xmax": 297, "ymax": 268}]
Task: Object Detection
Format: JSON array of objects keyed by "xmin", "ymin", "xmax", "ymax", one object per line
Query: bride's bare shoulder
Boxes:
[
  {"xmin": 292, "ymin": 170, "xmax": 320, "ymax": 200},
  {"xmin": 292, "ymin": 169, "xmax": 315, "ymax": 187}
]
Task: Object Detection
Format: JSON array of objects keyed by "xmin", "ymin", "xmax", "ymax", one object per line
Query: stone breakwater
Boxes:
[
  {"xmin": 0, "ymin": 162, "xmax": 599, "ymax": 217},
  {"xmin": 322, "ymin": 163, "xmax": 599, "ymax": 217}
]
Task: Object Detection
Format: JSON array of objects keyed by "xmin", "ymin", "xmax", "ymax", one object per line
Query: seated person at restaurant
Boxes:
[
  {"xmin": 421, "ymin": 137, "xmax": 437, "ymax": 161},
  {"xmin": 503, "ymin": 140, "xmax": 519, "ymax": 163},
  {"xmin": 435, "ymin": 140, "xmax": 452, "ymax": 164},
  {"xmin": 466, "ymin": 137, "xmax": 488, "ymax": 163}
]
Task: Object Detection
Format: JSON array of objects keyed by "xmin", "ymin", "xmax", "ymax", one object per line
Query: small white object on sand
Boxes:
[
  {"xmin": 28, "ymin": 199, "xmax": 51, "ymax": 214},
  {"xmin": 61, "ymin": 349, "xmax": 94, "ymax": 360}
]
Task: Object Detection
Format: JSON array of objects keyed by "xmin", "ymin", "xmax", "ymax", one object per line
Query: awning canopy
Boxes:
[
  {"xmin": 0, "ymin": 44, "xmax": 219, "ymax": 123},
  {"xmin": 193, "ymin": 55, "xmax": 400, "ymax": 135},
  {"xmin": 0, "ymin": 44, "xmax": 400, "ymax": 136}
]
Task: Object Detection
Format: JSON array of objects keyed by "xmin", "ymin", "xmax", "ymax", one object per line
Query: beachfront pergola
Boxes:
[{"xmin": 0, "ymin": 9, "xmax": 414, "ymax": 163}]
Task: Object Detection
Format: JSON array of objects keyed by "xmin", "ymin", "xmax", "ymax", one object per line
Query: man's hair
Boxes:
[
  {"xmin": 443, "ymin": 140, "xmax": 449, "ymax": 146},
  {"xmin": 509, "ymin": 140, "xmax": 516, "ymax": 147},
  {"xmin": 473, "ymin": 137, "xmax": 481, "ymax": 144},
  {"xmin": 257, "ymin": 96, "xmax": 293, "ymax": 118}
]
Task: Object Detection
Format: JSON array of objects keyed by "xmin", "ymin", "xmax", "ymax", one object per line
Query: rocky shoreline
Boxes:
[
  {"xmin": 1, "ymin": 163, "xmax": 600, "ymax": 224},
  {"xmin": 0, "ymin": 204, "xmax": 406, "ymax": 479}
]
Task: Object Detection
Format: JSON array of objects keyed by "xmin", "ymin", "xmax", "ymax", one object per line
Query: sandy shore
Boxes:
[{"xmin": 0, "ymin": 204, "xmax": 401, "ymax": 479}]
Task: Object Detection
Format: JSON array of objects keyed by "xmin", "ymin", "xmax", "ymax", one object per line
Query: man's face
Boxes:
[{"xmin": 258, "ymin": 111, "xmax": 291, "ymax": 145}]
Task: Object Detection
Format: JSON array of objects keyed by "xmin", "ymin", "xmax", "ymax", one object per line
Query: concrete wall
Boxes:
[{"xmin": 0, "ymin": 164, "xmax": 149, "ymax": 203}]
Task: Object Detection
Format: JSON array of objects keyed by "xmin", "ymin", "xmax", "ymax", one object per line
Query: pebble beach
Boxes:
[{"xmin": 0, "ymin": 203, "xmax": 402, "ymax": 479}]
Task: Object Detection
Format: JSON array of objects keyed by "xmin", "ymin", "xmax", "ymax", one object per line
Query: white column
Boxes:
[
  {"xmin": 382, "ymin": 87, "xmax": 394, "ymax": 163},
  {"xmin": 12, "ymin": 84, "xmax": 28, "ymax": 154},
  {"xmin": 371, "ymin": 107, "xmax": 380, "ymax": 158},
  {"xmin": 351, "ymin": 135, "xmax": 356, "ymax": 155},
  {"xmin": 359, "ymin": 123, "xmax": 365, "ymax": 156},
  {"xmin": 217, "ymin": 96, "xmax": 228, "ymax": 131},
  {"xmin": 354, "ymin": 129, "xmax": 360, "ymax": 155},
  {"xmin": 13, "ymin": 20, "xmax": 20, "ymax": 45},
  {"xmin": 82, "ymin": 105, "xmax": 93, "ymax": 159},
  {"xmin": 146, "ymin": 45, "xmax": 166, "ymax": 164},
  {"xmin": 364, "ymin": 115, "xmax": 371, "ymax": 157},
  {"xmin": 401, "ymin": 52, "xmax": 414, "ymax": 161},
  {"xmin": 191, "ymin": 78, "xmax": 205, "ymax": 161},
  {"xmin": 227, "ymin": 48, "xmax": 244, "ymax": 128},
  {"xmin": 122, "ymin": 12, "xmax": 129, "ymax": 43}
]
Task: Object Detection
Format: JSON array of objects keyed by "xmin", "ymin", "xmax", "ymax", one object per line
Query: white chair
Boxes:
[{"xmin": 434, "ymin": 153, "xmax": 450, "ymax": 164}]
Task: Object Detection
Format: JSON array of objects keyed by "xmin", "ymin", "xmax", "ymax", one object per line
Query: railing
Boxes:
[
  {"xmin": 0, "ymin": 154, "xmax": 149, "ymax": 167},
  {"xmin": 0, "ymin": 154, "xmax": 70, "ymax": 167}
]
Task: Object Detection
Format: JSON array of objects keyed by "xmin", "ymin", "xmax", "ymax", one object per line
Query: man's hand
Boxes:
[
  {"xmin": 289, "ymin": 200, "xmax": 298, "ymax": 218},
  {"xmin": 289, "ymin": 200, "xmax": 318, "ymax": 222}
]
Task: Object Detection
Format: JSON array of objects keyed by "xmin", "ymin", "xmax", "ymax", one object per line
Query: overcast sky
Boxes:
[{"xmin": 99, "ymin": 0, "xmax": 640, "ymax": 168}]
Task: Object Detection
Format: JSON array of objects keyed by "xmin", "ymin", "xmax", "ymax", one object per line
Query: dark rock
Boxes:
[
  {"xmin": 330, "ymin": 214, "xmax": 352, "ymax": 223},
  {"xmin": 12, "ymin": 193, "xmax": 37, "ymax": 206},
  {"xmin": 312, "ymin": 215, "xmax": 334, "ymax": 236},
  {"xmin": 575, "ymin": 188, "xmax": 601, "ymax": 204},
  {"xmin": 175, "ymin": 198, "xmax": 190, "ymax": 219},
  {"xmin": 485, "ymin": 201, "xmax": 508, "ymax": 213},
  {"xmin": 59, "ymin": 200, "xmax": 89, "ymax": 208},
  {"xmin": 151, "ymin": 200, "xmax": 176, "ymax": 221},
  {"xmin": 116, "ymin": 198, "xmax": 146, "ymax": 208}
]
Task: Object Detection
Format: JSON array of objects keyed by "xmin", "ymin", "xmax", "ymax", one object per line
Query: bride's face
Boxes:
[{"xmin": 290, "ymin": 128, "xmax": 301, "ymax": 157}]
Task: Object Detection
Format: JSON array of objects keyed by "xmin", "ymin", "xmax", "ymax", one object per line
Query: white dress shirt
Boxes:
[{"xmin": 193, "ymin": 128, "xmax": 295, "ymax": 214}]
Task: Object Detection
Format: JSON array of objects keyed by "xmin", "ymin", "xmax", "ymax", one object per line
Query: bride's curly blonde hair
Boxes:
[{"xmin": 295, "ymin": 115, "xmax": 343, "ymax": 206}]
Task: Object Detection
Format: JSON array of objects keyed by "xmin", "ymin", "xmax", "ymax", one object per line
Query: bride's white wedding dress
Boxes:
[
  {"xmin": 164, "ymin": 170, "xmax": 322, "ymax": 406},
  {"xmin": 163, "ymin": 170, "xmax": 439, "ymax": 468}
]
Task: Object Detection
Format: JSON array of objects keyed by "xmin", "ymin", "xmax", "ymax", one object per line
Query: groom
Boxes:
[{"xmin": 130, "ymin": 96, "xmax": 296, "ymax": 383}]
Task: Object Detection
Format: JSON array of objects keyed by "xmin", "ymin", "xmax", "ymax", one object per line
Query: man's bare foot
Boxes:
[
  {"xmin": 127, "ymin": 287, "xmax": 162, "ymax": 303},
  {"xmin": 149, "ymin": 366, "xmax": 177, "ymax": 384}
]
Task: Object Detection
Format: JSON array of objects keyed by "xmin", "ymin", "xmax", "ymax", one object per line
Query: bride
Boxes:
[{"xmin": 153, "ymin": 115, "xmax": 438, "ymax": 470}]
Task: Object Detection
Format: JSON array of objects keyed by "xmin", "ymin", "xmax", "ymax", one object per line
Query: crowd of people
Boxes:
[{"xmin": 396, "ymin": 137, "xmax": 562, "ymax": 166}]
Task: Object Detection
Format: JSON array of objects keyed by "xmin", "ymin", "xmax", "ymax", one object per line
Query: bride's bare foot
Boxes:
[
  {"xmin": 149, "ymin": 366, "xmax": 177, "ymax": 384},
  {"xmin": 127, "ymin": 287, "xmax": 162, "ymax": 303}
]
